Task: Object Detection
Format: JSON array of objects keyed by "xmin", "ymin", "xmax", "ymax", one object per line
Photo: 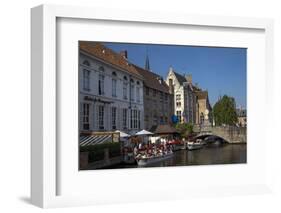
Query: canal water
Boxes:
[{"xmin": 104, "ymin": 144, "xmax": 246, "ymax": 169}]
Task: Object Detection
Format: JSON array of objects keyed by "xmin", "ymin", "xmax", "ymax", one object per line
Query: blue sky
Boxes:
[{"xmin": 104, "ymin": 42, "xmax": 247, "ymax": 108}]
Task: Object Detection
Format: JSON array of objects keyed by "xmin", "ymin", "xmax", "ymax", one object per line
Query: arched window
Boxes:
[
  {"xmin": 130, "ymin": 79, "xmax": 135, "ymax": 101},
  {"xmin": 82, "ymin": 60, "xmax": 90, "ymax": 66},
  {"xmin": 123, "ymin": 77, "xmax": 128, "ymax": 100},
  {"xmin": 83, "ymin": 69, "xmax": 91, "ymax": 91},
  {"xmin": 112, "ymin": 72, "xmax": 117, "ymax": 97}
]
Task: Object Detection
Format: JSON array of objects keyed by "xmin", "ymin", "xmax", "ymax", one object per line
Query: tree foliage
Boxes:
[
  {"xmin": 175, "ymin": 123, "xmax": 193, "ymax": 138},
  {"xmin": 213, "ymin": 95, "xmax": 238, "ymax": 126}
]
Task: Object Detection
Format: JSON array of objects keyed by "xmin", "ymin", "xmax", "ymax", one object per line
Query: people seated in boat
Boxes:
[{"xmin": 133, "ymin": 146, "xmax": 138, "ymax": 156}]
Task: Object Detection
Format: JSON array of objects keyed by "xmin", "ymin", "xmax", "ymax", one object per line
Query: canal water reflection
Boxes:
[{"xmin": 106, "ymin": 144, "xmax": 246, "ymax": 169}]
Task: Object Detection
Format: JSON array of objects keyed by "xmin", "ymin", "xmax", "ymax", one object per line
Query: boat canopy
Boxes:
[{"xmin": 79, "ymin": 134, "xmax": 112, "ymax": 147}]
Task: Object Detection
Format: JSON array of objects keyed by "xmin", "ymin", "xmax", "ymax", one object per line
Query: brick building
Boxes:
[{"xmin": 133, "ymin": 65, "xmax": 174, "ymax": 131}]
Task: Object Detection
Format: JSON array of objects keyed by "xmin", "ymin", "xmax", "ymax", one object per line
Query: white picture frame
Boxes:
[{"xmin": 31, "ymin": 4, "xmax": 274, "ymax": 208}]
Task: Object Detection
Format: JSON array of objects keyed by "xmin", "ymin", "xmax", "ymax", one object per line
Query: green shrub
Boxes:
[{"xmin": 175, "ymin": 123, "xmax": 193, "ymax": 138}]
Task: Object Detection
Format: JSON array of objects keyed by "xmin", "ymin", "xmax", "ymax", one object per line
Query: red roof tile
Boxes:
[
  {"xmin": 79, "ymin": 41, "xmax": 142, "ymax": 79},
  {"xmin": 133, "ymin": 65, "xmax": 170, "ymax": 93}
]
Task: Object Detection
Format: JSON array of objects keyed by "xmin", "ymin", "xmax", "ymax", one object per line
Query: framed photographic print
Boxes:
[{"xmin": 31, "ymin": 4, "xmax": 274, "ymax": 208}]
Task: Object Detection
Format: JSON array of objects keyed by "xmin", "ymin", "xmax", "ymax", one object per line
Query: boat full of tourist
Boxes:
[
  {"xmin": 135, "ymin": 150, "xmax": 173, "ymax": 166},
  {"xmin": 187, "ymin": 139, "xmax": 204, "ymax": 150}
]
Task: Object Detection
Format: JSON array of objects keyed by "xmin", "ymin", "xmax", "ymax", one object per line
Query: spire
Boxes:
[{"xmin": 145, "ymin": 48, "xmax": 150, "ymax": 71}]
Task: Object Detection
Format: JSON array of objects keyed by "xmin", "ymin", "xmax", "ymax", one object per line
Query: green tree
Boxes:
[
  {"xmin": 175, "ymin": 123, "xmax": 193, "ymax": 138},
  {"xmin": 213, "ymin": 95, "xmax": 238, "ymax": 126}
]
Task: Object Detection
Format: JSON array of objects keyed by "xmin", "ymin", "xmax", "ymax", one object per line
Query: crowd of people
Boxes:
[
  {"xmin": 122, "ymin": 135, "xmax": 185, "ymax": 163},
  {"xmin": 133, "ymin": 138, "xmax": 173, "ymax": 159}
]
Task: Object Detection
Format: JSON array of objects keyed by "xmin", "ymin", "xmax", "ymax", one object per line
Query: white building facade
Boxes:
[
  {"xmin": 79, "ymin": 42, "xmax": 144, "ymax": 134},
  {"xmin": 166, "ymin": 67, "xmax": 197, "ymax": 124}
]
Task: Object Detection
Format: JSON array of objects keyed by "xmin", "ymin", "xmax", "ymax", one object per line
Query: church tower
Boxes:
[{"xmin": 145, "ymin": 54, "xmax": 150, "ymax": 71}]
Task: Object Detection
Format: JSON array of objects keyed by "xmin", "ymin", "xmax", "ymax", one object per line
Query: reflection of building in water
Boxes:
[
  {"xmin": 236, "ymin": 108, "xmax": 247, "ymax": 127},
  {"xmin": 79, "ymin": 42, "xmax": 144, "ymax": 135}
]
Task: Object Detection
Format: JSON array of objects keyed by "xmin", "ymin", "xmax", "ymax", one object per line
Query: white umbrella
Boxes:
[
  {"xmin": 115, "ymin": 130, "xmax": 130, "ymax": 138},
  {"xmin": 135, "ymin": 129, "xmax": 154, "ymax": 136}
]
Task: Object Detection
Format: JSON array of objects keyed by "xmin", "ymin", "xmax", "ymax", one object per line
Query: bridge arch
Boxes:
[
  {"xmin": 194, "ymin": 132, "xmax": 230, "ymax": 143},
  {"xmin": 193, "ymin": 126, "xmax": 247, "ymax": 144}
]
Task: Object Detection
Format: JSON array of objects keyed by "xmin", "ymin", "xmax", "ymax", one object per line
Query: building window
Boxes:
[
  {"xmin": 130, "ymin": 109, "xmax": 140, "ymax": 129},
  {"xmin": 98, "ymin": 74, "xmax": 104, "ymax": 95},
  {"xmin": 83, "ymin": 69, "xmax": 90, "ymax": 91},
  {"xmin": 130, "ymin": 110, "xmax": 133, "ymax": 129},
  {"xmin": 123, "ymin": 76, "xmax": 128, "ymax": 100},
  {"xmin": 130, "ymin": 84, "xmax": 135, "ymax": 101},
  {"xmin": 165, "ymin": 93, "xmax": 168, "ymax": 101},
  {"xmin": 134, "ymin": 110, "xmax": 137, "ymax": 129},
  {"xmin": 112, "ymin": 107, "xmax": 117, "ymax": 130},
  {"xmin": 123, "ymin": 82, "xmax": 128, "ymax": 100},
  {"xmin": 82, "ymin": 103, "xmax": 90, "ymax": 130},
  {"xmin": 112, "ymin": 79, "xmax": 117, "ymax": 97},
  {"xmin": 134, "ymin": 110, "xmax": 140, "ymax": 129},
  {"xmin": 122, "ymin": 108, "xmax": 127, "ymax": 129},
  {"xmin": 160, "ymin": 92, "xmax": 163, "ymax": 100},
  {"xmin": 176, "ymin": 110, "xmax": 182, "ymax": 123},
  {"xmin": 153, "ymin": 115, "xmax": 158, "ymax": 125},
  {"xmin": 153, "ymin": 89, "xmax": 157, "ymax": 97},
  {"xmin": 169, "ymin": 79, "xmax": 173, "ymax": 87},
  {"xmin": 145, "ymin": 87, "xmax": 149, "ymax": 96},
  {"xmin": 136, "ymin": 87, "xmax": 140, "ymax": 103},
  {"xmin": 98, "ymin": 105, "xmax": 104, "ymax": 130},
  {"xmin": 176, "ymin": 94, "xmax": 181, "ymax": 101},
  {"xmin": 138, "ymin": 111, "xmax": 141, "ymax": 129},
  {"xmin": 176, "ymin": 102, "xmax": 181, "ymax": 107}
]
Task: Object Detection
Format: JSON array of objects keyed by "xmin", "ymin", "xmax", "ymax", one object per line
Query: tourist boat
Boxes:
[
  {"xmin": 187, "ymin": 139, "xmax": 204, "ymax": 150},
  {"xmin": 135, "ymin": 151, "xmax": 173, "ymax": 166}
]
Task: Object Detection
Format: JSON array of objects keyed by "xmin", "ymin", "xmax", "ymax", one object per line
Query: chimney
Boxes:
[
  {"xmin": 120, "ymin": 50, "xmax": 128, "ymax": 59},
  {"xmin": 157, "ymin": 77, "xmax": 163, "ymax": 84},
  {"xmin": 185, "ymin": 74, "xmax": 192, "ymax": 84}
]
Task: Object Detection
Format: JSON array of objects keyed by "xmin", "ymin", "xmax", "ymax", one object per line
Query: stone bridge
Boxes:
[{"xmin": 193, "ymin": 126, "xmax": 247, "ymax": 144}]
